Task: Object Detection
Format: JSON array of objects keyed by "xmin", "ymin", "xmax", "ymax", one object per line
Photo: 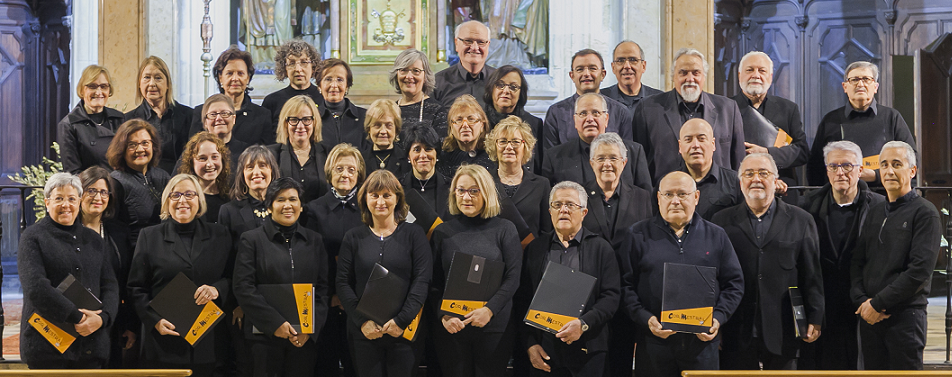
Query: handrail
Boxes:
[
  {"xmin": 0, "ymin": 370, "xmax": 191, "ymax": 376},
  {"xmin": 682, "ymin": 371, "xmax": 952, "ymax": 376}
]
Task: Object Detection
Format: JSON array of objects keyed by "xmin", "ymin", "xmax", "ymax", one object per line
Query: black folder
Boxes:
[
  {"xmin": 149, "ymin": 272, "xmax": 224, "ymax": 346},
  {"xmin": 250, "ymin": 284, "xmax": 314, "ymax": 335},
  {"xmin": 405, "ymin": 188, "xmax": 442, "ymax": 238},
  {"xmin": 660, "ymin": 263, "xmax": 717, "ymax": 334},
  {"xmin": 356, "ymin": 263, "xmax": 409, "ymax": 325},
  {"xmin": 53, "ymin": 274, "xmax": 104, "ymax": 336},
  {"xmin": 789, "ymin": 287, "xmax": 808, "ymax": 339},
  {"xmin": 524, "ymin": 262, "xmax": 597, "ymax": 334},
  {"xmin": 440, "ymin": 251, "xmax": 505, "ymax": 318},
  {"xmin": 740, "ymin": 106, "xmax": 785, "ymax": 148}
]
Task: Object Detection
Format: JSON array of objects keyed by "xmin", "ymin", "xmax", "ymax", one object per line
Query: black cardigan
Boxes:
[
  {"xmin": 57, "ymin": 102, "xmax": 125, "ymax": 174},
  {"xmin": 304, "ymin": 190, "xmax": 364, "ymax": 296},
  {"xmin": 491, "ymin": 168, "xmax": 551, "ymax": 237},
  {"xmin": 318, "ymin": 97, "xmax": 370, "ymax": 151},
  {"xmin": 18, "ymin": 217, "xmax": 119, "ymax": 365},
  {"xmin": 268, "ymin": 142, "xmax": 329, "ymax": 203}
]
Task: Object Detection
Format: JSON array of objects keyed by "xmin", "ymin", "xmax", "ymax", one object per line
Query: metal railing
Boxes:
[{"xmin": 0, "ymin": 184, "xmax": 42, "ymax": 362}]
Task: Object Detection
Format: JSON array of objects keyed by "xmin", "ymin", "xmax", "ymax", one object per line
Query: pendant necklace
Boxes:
[
  {"xmin": 376, "ymin": 153, "xmax": 391, "ymax": 169},
  {"xmin": 417, "ymin": 176, "xmax": 431, "ymax": 192}
]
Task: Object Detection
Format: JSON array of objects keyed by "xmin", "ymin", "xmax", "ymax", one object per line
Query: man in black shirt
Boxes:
[
  {"xmin": 601, "ymin": 40, "xmax": 663, "ymax": 111},
  {"xmin": 851, "ymin": 141, "xmax": 941, "ymax": 370},
  {"xmin": 677, "ymin": 118, "xmax": 743, "ymax": 220},
  {"xmin": 807, "ymin": 61, "xmax": 915, "ymax": 186},
  {"xmin": 261, "ymin": 40, "xmax": 324, "ymax": 127},
  {"xmin": 433, "ymin": 21, "xmax": 496, "ymax": 108}
]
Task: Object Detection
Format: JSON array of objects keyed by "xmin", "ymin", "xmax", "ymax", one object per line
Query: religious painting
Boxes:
[{"xmin": 348, "ymin": 0, "xmax": 427, "ymax": 64}]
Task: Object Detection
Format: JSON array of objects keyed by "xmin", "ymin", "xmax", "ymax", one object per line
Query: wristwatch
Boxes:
[{"xmin": 579, "ymin": 318, "xmax": 589, "ymax": 332}]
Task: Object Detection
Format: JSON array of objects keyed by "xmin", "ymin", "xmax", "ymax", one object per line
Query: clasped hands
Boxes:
[
  {"xmin": 441, "ymin": 307, "xmax": 493, "ymax": 334},
  {"xmin": 74, "ymin": 309, "xmax": 103, "ymax": 336},
  {"xmin": 648, "ymin": 316, "xmax": 720, "ymax": 342},
  {"xmin": 362, "ymin": 319, "xmax": 405, "ymax": 340},
  {"xmin": 856, "ymin": 298, "xmax": 890, "ymax": 325}
]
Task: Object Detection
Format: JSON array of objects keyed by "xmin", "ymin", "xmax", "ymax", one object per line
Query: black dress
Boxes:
[
  {"xmin": 57, "ymin": 101, "xmax": 125, "ymax": 174},
  {"xmin": 203, "ymin": 193, "xmax": 229, "ymax": 224},
  {"xmin": 269, "ymin": 142, "xmax": 329, "ymax": 203},
  {"xmin": 399, "ymin": 99, "xmax": 449, "ymax": 139}
]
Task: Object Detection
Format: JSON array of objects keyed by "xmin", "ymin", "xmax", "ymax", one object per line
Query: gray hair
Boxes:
[
  {"xmin": 389, "ymin": 49, "xmax": 436, "ymax": 95},
  {"xmin": 672, "ymin": 48, "xmax": 710, "ymax": 77},
  {"xmin": 574, "ymin": 92, "xmax": 608, "ymax": 114},
  {"xmin": 590, "ymin": 132, "xmax": 628, "ymax": 160},
  {"xmin": 550, "ymin": 181, "xmax": 588, "ymax": 209},
  {"xmin": 881, "ymin": 141, "xmax": 917, "ymax": 168},
  {"xmin": 737, "ymin": 153, "xmax": 779, "ymax": 179},
  {"xmin": 613, "ymin": 40, "xmax": 645, "ymax": 61},
  {"xmin": 823, "ymin": 140, "xmax": 863, "ymax": 165},
  {"xmin": 44, "ymin": 172, "xmax": 83, "ymax": 198},
  {"xmin": 738, "ymin": 51, "xmax": 773, "ymax": 73},
  {"xmin": 454, "ymin": 20, "xmax": 491, "ymax": 39},
  {"xmin": 844, "ymin": 61, "xmax": 880, "ymax": 82}
]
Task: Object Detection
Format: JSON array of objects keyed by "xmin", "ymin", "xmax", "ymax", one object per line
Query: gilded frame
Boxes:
[{"xmin": 347, "ymin": 0, "xmax": 428, "ymax": 64}]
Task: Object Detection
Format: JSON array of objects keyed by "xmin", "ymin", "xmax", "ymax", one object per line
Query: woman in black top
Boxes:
[
  {"xmin": 262, "ymin": 40, "xmax": 323, "ymax": 127},
  {"xmin": 438, "ymin": 95, "xmax": 496, "ymax": 178},
  {"xmin": 178, "ymin": 132, "xmax": 231, "ymax": 223},
  {"xmin": 234, "ymin": 178, "xmax": 329, "ymax": 377},
  {"xmin": 305, "ymin": 143, "xmax": 365, "ymax": 377},
  {"xmin": 127, "ymin": 174, "xmax": 232, "ymax": 376},
  {"xmin": 430, "ymin": 165, "xmax": 522, "ymax": 377},
  {"xmin": 390, "ymin": 49, "xmax": 448, "ymax": 138},
  {"xmin": 269, "ymin": 95, "xmax": 328, "ymax": 203},
  {"xmin": 124, "ymin": 56, "xmax": 193, "ymax": 174},
  {"xmin": 107, "ymin": 119, "xmax": 171, "ymax": 250},
  {"xmin": 485, "ymin": 116, "xmax": 551, "ymax": 237},
  {"xmin": 363, "ymin": 99, "xmax": 409, "ymax": 176},
  {"xmin": 483, "ymin": 65, "xmax": 544, "ymax": 173},
  {"xmin": 58, "ymin": 65, "xmax": 125, "ymax": 174},
  {"xmin": 337, "ymin": 170, "xmax": 432, "ymax": 377},
  {"xmin": 79, "ymin": 167, "xmax": 136, "ymax": 368},
  {"xmin": 190, "ymin": 94, "xmax": 249, "ymax": 168},
  {"xmin": 400, "ymin": 125, "xmax": 450, "ymax": 219},
  {"xmin": 18, "ymin": 173, "xmax": 119, "ymax": 369},
  {"xmin": 316, "ymin": 59, "xmax": 369, "ymax": 150}
]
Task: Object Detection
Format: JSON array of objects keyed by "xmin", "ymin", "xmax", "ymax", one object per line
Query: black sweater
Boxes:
[
  {"xmin": 337, "ymin": 222, "xmax": 432, "ymax": 329},
  {"xmin": 430, "ymin": 215, "xmax": 522, "ymax": 333},
  {"xmin": 850, "ymin": 191, "xmax": 941, "ymax": 312}
]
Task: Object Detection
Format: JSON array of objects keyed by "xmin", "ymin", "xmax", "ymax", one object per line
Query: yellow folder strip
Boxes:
[
  {"xmin": 427, "ymin": 218, "xmax": 444, "ymax": 240},
  {"xmin": 862, "ymin": 154, "xmax": 880, "ymax": 170},
  {"xmin": 773, "ymin": 129, "xmax": 793, "ymax": 148},
  {"xmin": 184, "ymin": 302, "xmax": 224, "ymax": 345},
  {"xmin": 28, "ymin": 313, "xmax": 75, "ymax": 354},
  {"xmin": 293, "ymin": 284, "xmax": 314, "ymax": 334},
  {"xmin": 440, "ymin": 299, "xmax": 487, "ymax": 316},
  {"xmin": 525, "ymin": 309, "xmax": 577, "ymax": 332},
  {"xmin": 661, "ymin": 306, "xmax": 714, "ymax": 327},
  {"xmin": 402, "ymin": 307, "xmax": 423, "ymax": 341}
]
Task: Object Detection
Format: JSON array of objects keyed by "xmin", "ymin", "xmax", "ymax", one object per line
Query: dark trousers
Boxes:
[
  {"xmin": 799, "ymin": 320, "xmax": 859, "ymax": 370},
  {"xmin": 29, "ymin": 357, "xmax": 105, "ymax": 369},
  {"xmin": 434, "ymin": 324, "xmax": 514, "ymax": 377},
  {"xmin": 607, "ymin": 312, "xmax": 635, "ymax": 377},
  {"xmin": 249, "ymin": 338, "xmax": 317, "ymax": 377},
  {"xmin": 720, "ymin": 336, "xmax": 796, "ymax": 370},
  {"xmin": 226, "ymin": 311, "xmax": 253, "ymax": 377},
  {"xmin": 859, "ymin": 306, "xmax": 926, "ymax": 370},
  {"xmin": 530, "ymin": 338, "xmax": 606, "ymax": 377},
  {"xmin": 315, "ymin": 307, "xmax": 356, "ymax": 377},
  {"xmin": 349, "ymin": 330, "xmax": 418, "ymax": 377},
  {"xmin": 634, "ymin": 334, "xmax": 719, "ymax": 377}
]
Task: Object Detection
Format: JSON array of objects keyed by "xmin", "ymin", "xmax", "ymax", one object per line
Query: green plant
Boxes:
[{"xmin": 6, "ymin": 142, "xmax": 63, "ymax": 220}]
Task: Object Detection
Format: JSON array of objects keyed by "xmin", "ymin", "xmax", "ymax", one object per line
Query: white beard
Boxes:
[
  {"xmin": 680, "ymin": 84, "xmax": 701, "ymax": 102},
  {"xmin": 741, "ymin": 81, "xmax": 768, "ymax": 96}
]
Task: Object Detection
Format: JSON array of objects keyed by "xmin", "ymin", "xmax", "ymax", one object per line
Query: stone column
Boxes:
[
  {"xmin": 69, "ymin": 0, "xmax": 99, "ymax": 109},
  {"xmin": 663, "ymin": 0, "xmax": 715, "ymax": 92},
  {"xmin": 624, "ymin": 0, "xmax": 664, "ymax": 90},
  {"xmin": 100, "ymin": 0, "xmax": 145, "ymax": 111}
]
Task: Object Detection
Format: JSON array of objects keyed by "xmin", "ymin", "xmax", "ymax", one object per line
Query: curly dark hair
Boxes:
[
  {"xmin": 178, "ymin": 132, "xmax": 232, "ymax": 200},
  {"xmin": 273, "ymin": 40, "xmax": 321, "ymax": 81},
  {"xmin": 106, "ymin": 119, "xmax": 161, "ymax": 172},
  {"xmin": 213, "ymin": 45, "xmax": 255, "ymax": 94}
]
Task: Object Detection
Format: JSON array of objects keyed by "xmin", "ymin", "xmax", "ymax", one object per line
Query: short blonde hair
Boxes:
[
  {"xmin": 276, "ymin": 95, "xmax": 323, "ymax": 144},
  {"xmin": 448, "ymin": 164, "xmax": 500, "ymax": 219},
  {"xmin": 324, "ymin": 143, "xmax": 366, "ymax": 187},
  {"xmin": 135, "ymin": 56, "xmax": 175, "ymax": 106},
  {"xmin": 364, "ymin": 99, "xmax": 402, "ymax": 143},
  {"xmin": 443, "ymin": 95, "xmax": 488, "ymax": 152},
  {"xmin": 76, "ymin": 65, "xmax": 114, "ymax": 99},
  {"xmin": 485, "ymin": 115, "xmax": 536, "ymax": 165},
  {"xmin": 160, "ymin": 174, "xmax": 207, "ymax": 220}
]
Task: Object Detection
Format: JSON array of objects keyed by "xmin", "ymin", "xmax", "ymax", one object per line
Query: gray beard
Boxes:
[
  {"xmin": 680, "ymin": 86, "xmax": 701, "ymax": 102},
  {"xmin": 742, "ymin": 82, "xmax": 767, "ymax": 96}
]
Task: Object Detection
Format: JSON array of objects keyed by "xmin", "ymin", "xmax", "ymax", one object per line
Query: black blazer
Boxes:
[
  {"xmin": 189, "ymin": 99, "xmax": 275, "ymax": 146},
  {"xmin": 268, "ymin": 142, "xmax": 329, "ymax": 202},
  {"xmin": 732, "ymin": 94, "xmax": 809, "ymax": 184},
  {"xmin": 632, "ymin": 90, "xmax": 745, "ymax": 183},
  {"xmin": 363, "ymin": 144, "xmax": 410, "ymax": 178},
  {"xmin": 318, "ymin": 98, "xmax": 370, "ymax": 151},
  {"xmin": 126, "ymin": 218, "xmax": 233, "ymax": 365},
  {"xmin": 582, "ymin": 180, "xmax": 653, "ymax": 251},
  {"xmin": 491, "ymin": 169, "xmax": 551, "ymax": 237},
  {"xmin": 234, "ymin": 220, "xmax": 329, "ymax": 341},
  {"xmin": 103, "ymin": 220, "xmax": 138, "ymax": 335},
  {"xmin": 57, "ymin": 102, "xmax": 125, "ymax": 174},
  {"xmin": 516, "ymin": 229, "xmax": 620, "ymax": 354},
  {"xmin": 711, "ymin": 200, "xmax": 824, "ymax": 357},
  {"xmin": 541, "ymin": 137, "xmax": 653, "ymax": 192},
  {"xmin": 218, "ymin": 196, "xmax": 270, "ymax": 241}
]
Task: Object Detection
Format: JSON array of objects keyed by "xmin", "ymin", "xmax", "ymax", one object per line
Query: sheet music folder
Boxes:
[
  {"xmin": 49, "ymin": 274, "xmax": 104, "ymax": 337},
  {"xmin": 660, "ymin": 263, "xmax": 717, "ymax": 334},
  {"xmin": 524, "ymin": 261, "xmax": 597, "ymax": 334},
  {"xmin": 789, "ymin": 287, "xmax": 808, "ymax": 338},
  {"xmin": 149, "ymin": 272, "xmax": 224, "ymax": 346},
  {"xmin": 440, "ymin": 252, "xmax": 504, "ymax": 318},
  {"xmin": 250, "ymin": 284, "xmax": 315, "ymax": 335},
  {"xmin": 356, "ymin": 263, "xmax": 410, "ymax": 325}
]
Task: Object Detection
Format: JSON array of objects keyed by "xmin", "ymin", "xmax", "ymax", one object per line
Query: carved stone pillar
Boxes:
[{"xmin": 664, "ymin": 0, "xmax": 715, "ymax": 93}]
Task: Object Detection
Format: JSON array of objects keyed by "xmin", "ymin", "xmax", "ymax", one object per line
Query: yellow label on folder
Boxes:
[
  {"xmin": 441, "ymin": 299, "xmax": 487, "ymax": 316},
  {"xmin": 402, "ymin": 307, "xmax": 423, "ymax": 341},
  {"xmin": 184, "ymin": 302, "xmax": 224, "ymax": 345},
  {"xmin": 862, "ymin": 154, "xmax": 880, "ymax": 170},
  {"xmin": 293, "ymin": 284, "xmax": 314, "ymax": 334},
  {"xmin": 773, "ymin": 129, "xmax": 793, "ymax": 148},
  {"xmin": 525, "ymin": 309, "xmax": 577, "ymax": 332},
  {"xmin": 661, "ymin": 307, "xmax": 714, "ymax": 327},
  {"xmin": 427, "ymin": 218, "xmax": 443, "ymax": 240},
  {"xmin": 28, "ymin": 313, "xmax": 76, "ymax": 354}
]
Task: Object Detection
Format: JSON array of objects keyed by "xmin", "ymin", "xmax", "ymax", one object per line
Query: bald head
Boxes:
[
  {"xmin": 658, "ymin": 171, "xmax": 699, "ymax": 230},
  {"xmin": 679, "ymin": 119, "xmax": 716, "ymax": 174}
]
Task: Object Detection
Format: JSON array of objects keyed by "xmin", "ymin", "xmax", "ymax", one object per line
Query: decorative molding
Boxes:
[
  {"xmin": 795, "ymin": 15, "xmax": 809, "ymax": 30},
  {"xmin": 884, "ymin": 10, "xmax": 897, "ymax": 25}
]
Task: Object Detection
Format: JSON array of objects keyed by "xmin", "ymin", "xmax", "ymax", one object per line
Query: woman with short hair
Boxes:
[
  {"xmin": 400, "ymin": 125, "xmax": 450, "ymax": 218},
  {"xmin": 58, "ymin": 65, "xmax": 125, "ymax": 174},
  {"xmin": 124, "ymin": 56, "xmax": 193, "ymax": 173},
  {"xmin": 269, "ymin": 95, "xmax": 329, "ymax": 202},
  {"xmin": 389, "ymin": 49, "xmax": 448, "ymax": 138},
  {"xmin": 316, "ymin": 59, "xmax": 369, "ymax": 150},
  {"xmin": 362, "ymin": 99, "xmax": 409, "ymax": 176},
  {"xmin": 485, "ymin": 116, "xmax": 551, "ymax": 237}
]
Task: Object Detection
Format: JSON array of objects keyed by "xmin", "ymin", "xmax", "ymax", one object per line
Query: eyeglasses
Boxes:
[
  {"xmin": 50, "ymin": 196, "xmax": 79, "ymax": 205},
  {"xmin": 740, "ymin": 170, "xmax": 774, "ymax": 180},
  {"xmin": 287, "ymin": 116, "xmax": 314, "ymax": 126},
  {"xmin": 84, "ymin": 188, "xmax": 110, "ymax": 198},
  {"xmin": 613, "ymin": 57, "xmax": 643, "ymax": 65},
  {"xmin": 205, "ymin": 111, "xmax": 235, "ymax": 120},
  {"xmin": 287, "ymin": 60, "xmax": 312, "ymax": 68},
  {"xmin": 826, "ymin": 163, "xmax": 860, "ymax": 173},
  {"xmin": 549, "ymin": 202, "xmax": 583, "ymax": 211},
  {"xmin": 592, "ymin": 156, "xmax": 623, "ymax": 164},
  {"xmin": 126, "ymin": 140, "xmax": 153, "ymax": 151},
  {"xmin": 496, "ymin": 139, "xmax": 524, "ymax": 147},
  {"xmin": 322, "ymin": 76, "xmax": 346, "ymax": 85},
  {"xmin": 334, "ymin": 166, "xmax": 357, "ymax": 175},
  {"xmin": 573, "ymin": 66, "xmax": 601, "ymax": 74},
  {"xmin": 494, "ymin": 82, "xmax": 521, "ymax": 92},
  {"xmin": 457, "ymin": 38, "xmax": 489, "ymax": 47},
  {"xmin": 452, "ymin": 116, "xmax": 481, "ymax": 126},
  {"xmin": 455, "ymin": 188, "xmax": 481, "ymax": 197},
  {"xmin": 575, "ymin": 110, "xmax": 605, "ymax": 118},
  {"xmin": 846, "ymin": 76, "xmax": 875, "ymax": 85},
  {"xmin": 399, "ymin": 68, "xmax": 424, "ymax": 76},
  {"xmin": 660, "ymin": 191, "xmax": 696, "ymax": 201},
  {"xmin": 85, "ymin": 83, "xmax": 111, "ymax": 91},
  {"xmin": 169, "ymin": 190, "xmax": 198, "ymax": 201}
]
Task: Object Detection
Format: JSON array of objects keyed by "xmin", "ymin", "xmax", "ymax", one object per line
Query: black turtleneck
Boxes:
[
  {"xmin": 272, "ymin": 219, "xmax": 298, "ymax": 241},
  {"xmin": 88, "ymin": 110, "xmax": 107, "ymax": 125},
  {"xmin": 50, "ymin": 218, "xmax": 81, "ymax": 232},
  {"xmin": 172, "ymin": 219, "xmax": 197, "ymax": 253},
  {"xmin": 325, "ymin": 100, "xmax": 345, "ymax": 115}
]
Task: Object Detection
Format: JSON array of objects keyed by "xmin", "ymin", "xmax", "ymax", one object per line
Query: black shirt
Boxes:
[
  {"xmin": 203, "ymin": 193, "xmax": 228, "ymax": 223},
  {"xmin": 433, "ymin": 63, "xmax": 496, "ymax": 108},
  {"xmin": 678, "ymin": 93, "xmax": 706, "ymax": 125},
  {"xmin": 437, "ymin": 148, "xmax": 496, "ymax": 180},
  {"xmin": 600, "ymin": 84, "xmax": 663, "ymax": 111},
  {"xmin": 269, "ymin": 142, "xmax": 329, "ymax": 203},
  {"xmin": 601, "ymin": 190, "xmax": 621, "ymax": 230},
  {"xmin": 400, "ymin": 99, "xmax": 449, "ymax": 140},
  {"xmin": 827, "ymin": 194, "xmax": 859, "ymax": 253},
  {"xmin": 678, "ymin": 162, "xmax": 743, "ymax": 220},
  {"xmin": 746, "ymin": 200, "xmax": 777, "ymax": 246},
  {"xmin": 261, "ymin": 85, "xmax": 324, "ymax": 127},
  {"xmin": 318, "ymin": 98, "xmax": 369, "ymax": 150},
  {"xmin": 548, "ymin": 230, "xmax": 583, "ymax": 270}
]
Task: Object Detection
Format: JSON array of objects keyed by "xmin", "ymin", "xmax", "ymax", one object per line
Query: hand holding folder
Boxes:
[
  {"xmin": 660, "ymin": 263, "xmax": 717, "ymax": 334},
  {"xmin": 524, "ymin": 262, "xmax": 597, "ymax": 335},
  {"xmin": 149, "ymin": 272, "xmax": 224, "ymax": 346},
  {"xmin": 28, "ymin": 274, "xmax": 105, "ymax": 353},
  {"xmin": 440, "ymin": 252, "xmax": 504, "ymax": 319},
  {"xmin": 355, "ymin": 263, "xmax": 423, "ymax": 341}
]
